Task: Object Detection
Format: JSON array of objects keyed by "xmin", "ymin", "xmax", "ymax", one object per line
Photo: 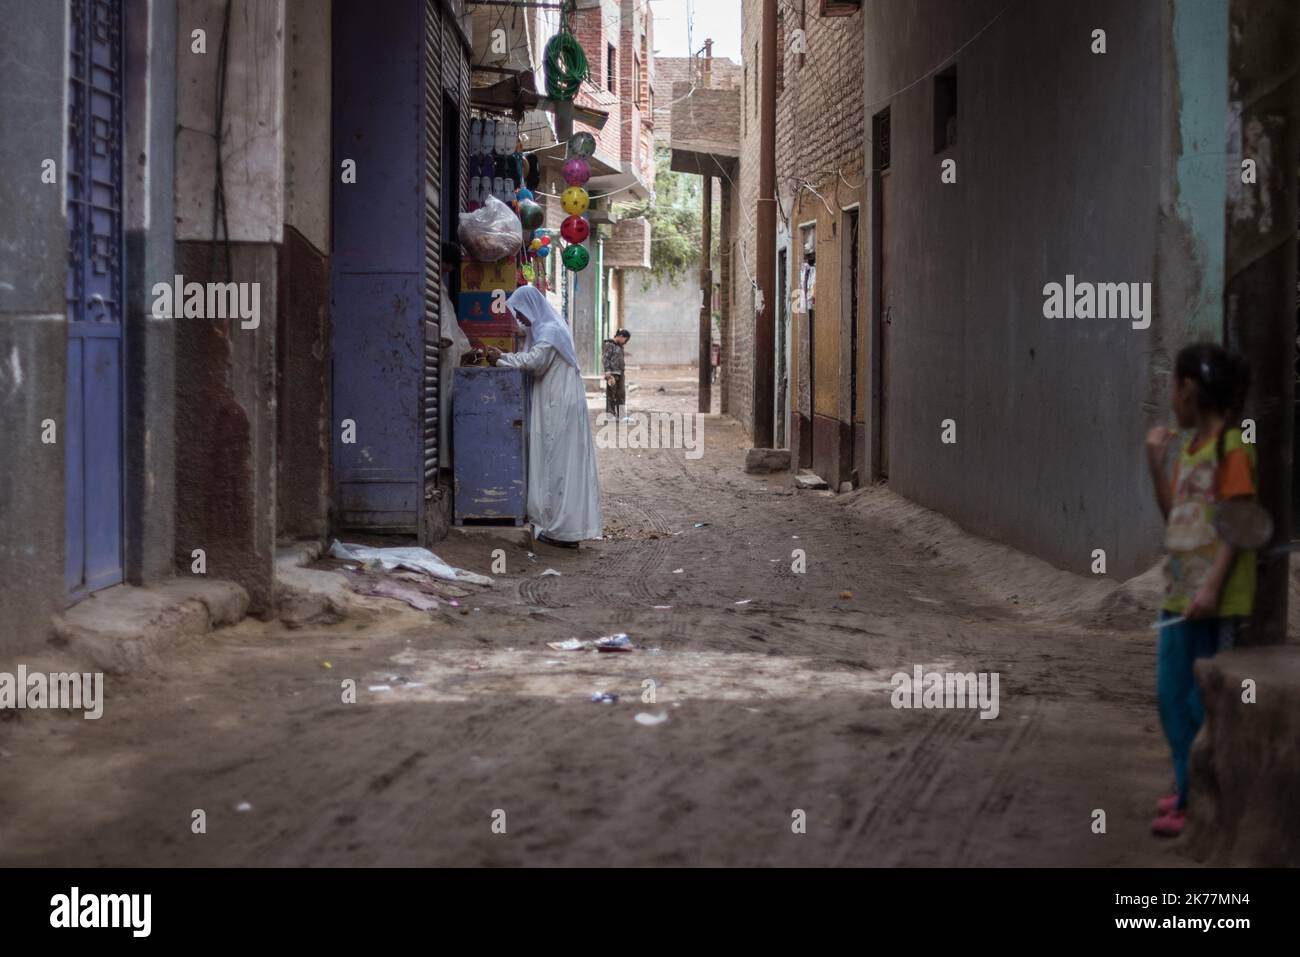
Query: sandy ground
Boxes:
[{"xmin": 0, "ymin": 366, "xmax": 1192, "ymax": 867}]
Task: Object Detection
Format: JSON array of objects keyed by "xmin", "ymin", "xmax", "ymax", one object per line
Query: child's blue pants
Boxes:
[{"xmin": 1156, "ymin": 613, "xmax": 1236, "ymax": 809}]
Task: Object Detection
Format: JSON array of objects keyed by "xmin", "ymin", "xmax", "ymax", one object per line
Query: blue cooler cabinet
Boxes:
[{"xmin": 452, "ymin": 366, "xmax": 529, "ymax": 525}]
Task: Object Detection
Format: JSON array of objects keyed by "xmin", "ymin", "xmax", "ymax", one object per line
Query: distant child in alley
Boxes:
[
  {"xmin": 1144, "ymin": 343, "xmax": 1256, "ymax": 838},
  {"xmin": 602, "ymin": 329, "xmax": 631, "ymax": 421}
]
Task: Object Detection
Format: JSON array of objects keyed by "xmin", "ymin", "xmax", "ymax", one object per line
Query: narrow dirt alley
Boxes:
[{"xmin": 0, "ymin": 368, "xmax": 1186, "ymax": 867}]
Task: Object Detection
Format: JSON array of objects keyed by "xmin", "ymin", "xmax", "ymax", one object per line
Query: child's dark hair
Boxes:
[{"xmin": 1174, "ymin": 343, "xmax": 1251, "ymax": 460}]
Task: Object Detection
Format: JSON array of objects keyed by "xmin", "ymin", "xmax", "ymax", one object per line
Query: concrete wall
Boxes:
[
  {"xmin": 174, "ymin": 0, "xmax": 286, "ymax": 613},
  {"xmin": 284, "ymin": 0, "xmax": 331, "ymax": 254},
  {"xmin": 278, "ymin": 0, "xmax": 331, "ymax": 542},
  {"xmin": 860, "ymin": 0, "xmax": 1181, "ymax": 579},
  {"xmin": 622, "ymin": 270, "xmax": 703, "ymax": 365},
  {"xmin": 1, "ymin": 0, "xmax": 179, "ymax": 653},
  {"xmin": 125, "ymin": 0, "xmax": 179, "ymax": 586},
  {"xmin": 175, "ymin": 0, "xmax": 286, "ymax": 243},
  {"xmin": 0, "ymin": 0, "xmax": 69, "ymax": 654}
]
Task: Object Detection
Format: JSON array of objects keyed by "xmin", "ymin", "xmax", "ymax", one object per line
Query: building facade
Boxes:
[
  {"xmin": 0, "ymin": 0, "xmax": 475, "ymax": 654},
  {"xmin": 725, "ymin": 0, "xmax": 1294, "ymax": 586}
]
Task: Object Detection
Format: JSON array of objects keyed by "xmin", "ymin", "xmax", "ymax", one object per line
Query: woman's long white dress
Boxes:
[{"xmin": 494, "ymin": 342, "xmax": 602, "ymax": 542}]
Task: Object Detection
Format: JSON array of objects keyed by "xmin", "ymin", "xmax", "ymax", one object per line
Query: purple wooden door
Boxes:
[
  {"xmin": 331, "ymin": 0, "xmax": 425, "ymax": 533},
  {"xmin": 65, "ymin": 0, "xmax": 125, "ymax": 598}
]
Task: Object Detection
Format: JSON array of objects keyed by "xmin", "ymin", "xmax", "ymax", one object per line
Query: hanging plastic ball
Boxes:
[
  {"xmin": 530, "ymin": 238, "xmax": 543, "ymax": 252},
  {"xmin": 516, "ymin": 187, "xmax": 535, "ymax": 202},
  {"xmin": 560, "ymin": 214, "xmax": 590, "ymax": 244},
  {"xmin": 562, "ymin": 244, "xmax": 590, "ymax": 271},
  {"xmin": 562, "ymin": 156, "xmax": 591, "ymax": 187},
  {"xmin": 561, "ymin": 186, "xmax": 589, "ymax": 216},
  {"xmin": 536, "ymin": 244, "xmax": 550, "ymax": 258},
  {"xmin": 518, "ymin": 199, "xmax": 545, "ymax": 230},
  {"xmin": 568, "ymin": 131, "xmax": 597, "ymax": 158},
  {"xmin": 541, "ymin": 235, "xmax": 551, "ymax": 246}
]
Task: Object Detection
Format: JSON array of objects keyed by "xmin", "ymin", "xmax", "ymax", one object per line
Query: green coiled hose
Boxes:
[{"xmin": 544, "ymin": 31, "xmax": 589, "ymax": 102}]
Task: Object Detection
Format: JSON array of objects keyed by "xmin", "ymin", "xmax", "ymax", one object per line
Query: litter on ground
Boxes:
[{"xmin": 329, "ymin": 540, "xmax": 493, "ymax": 586}]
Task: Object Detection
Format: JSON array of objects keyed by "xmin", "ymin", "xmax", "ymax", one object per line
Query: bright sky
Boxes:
[{"xmin": 651, "ymin": 0, "xmax": 742, "ymax": 63}]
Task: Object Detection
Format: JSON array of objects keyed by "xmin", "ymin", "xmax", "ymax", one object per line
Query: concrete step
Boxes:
[
  {"xmin": 794, "ymin": 471, "xmax": 829, "ymax": 490},
  {"xmin": 53, "ymin": 578, "xmax": 248, "ymax": 673}
]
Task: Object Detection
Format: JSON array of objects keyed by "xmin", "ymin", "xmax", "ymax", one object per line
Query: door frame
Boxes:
[
  {"xmin": 870, "ymin": 108, "xmax": 891, "ymax": 482},
  {"xmin": 796, "ymin": 218, "xmax": 817, "ymax": 470},
  {"xmin": 840, "ymin": 202, "xmax": 861, "ymax": 485}
]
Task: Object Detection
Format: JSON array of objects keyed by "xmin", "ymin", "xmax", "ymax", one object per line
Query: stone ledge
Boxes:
[
  {"xmin": 744, "ymin": 447, "xmax": 791, "ymax": 474},
  {"xmin": 1186, "ymin": 645, "xmax": 1300, "ymax": 865},
  {"xmin": 51, "ymin": 578, "xmax": 249, "ymax": 674}
]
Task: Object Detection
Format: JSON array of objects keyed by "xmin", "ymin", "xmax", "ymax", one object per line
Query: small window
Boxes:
[
  {"xmin": 607, "ymin": 44, "xmax": 617, "ymax": 93},
  {"xmin": 933, "ymin": 65, "xmax": 957, "ymax": 153},
  {"xmin": 633, "ymin": 55, "xmax": 642, "ymax": 108},
  {"xmin": 819, "ymin": 0, "xmax": 861, "ymax": 15},
  {"xmin": 873, "ymin": 109, "xmax": 891, "ymax": 171}
]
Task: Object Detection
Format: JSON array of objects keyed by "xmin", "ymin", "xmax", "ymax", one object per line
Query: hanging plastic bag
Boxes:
[{"xmin": 457, "ymin": 194, "xmax": 523, "ymax": 263}]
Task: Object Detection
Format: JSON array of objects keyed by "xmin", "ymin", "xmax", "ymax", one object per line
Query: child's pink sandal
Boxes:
[
  {"xmin": 1152, "ymin": 809, "xmax": 1186, "ymax": 837},
  {"xmin": 1155, "ymin": 794, "xmax": 1179, "ymax": 815}
]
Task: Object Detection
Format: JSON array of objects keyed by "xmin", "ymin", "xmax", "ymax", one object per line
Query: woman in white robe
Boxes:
[{"xmin": 486, "ymin": 286, "xmax": 602, "ymax": 546}]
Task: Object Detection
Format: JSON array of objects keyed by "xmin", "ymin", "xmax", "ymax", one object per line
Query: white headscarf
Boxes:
[{"xmin": 507, "ymin": 286, "xmax": 580, "ymax": 371}]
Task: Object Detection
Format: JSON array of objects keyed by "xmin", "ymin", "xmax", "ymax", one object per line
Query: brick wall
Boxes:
[
  {"xmin": 729, "ymin": 0, "xmax": 764, "ymax": 436},
  {"xmin": 729, "ymin": 0, "xmax": 864, "ymax": 454},
  {"xmin": 572, "ymin": 0, "xmax": 623, "ymax": 166},
  {"xmin": 605, "ymin": 216, "xmax": 650, "ymax": 268},
  {"xmin": 654, "ymin": 56, "xmax": 742, "ymax": 146}
]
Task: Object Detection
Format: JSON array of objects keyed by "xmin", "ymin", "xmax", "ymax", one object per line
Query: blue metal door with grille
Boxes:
[{"xmin": 65, "ymin": 0, "xmax": 125, "ymax": 598}]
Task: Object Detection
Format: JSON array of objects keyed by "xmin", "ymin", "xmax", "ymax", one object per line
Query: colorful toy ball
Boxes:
[
  {"xmin": 562, "ymin": 156, "xmax": 591, "ymax": 187},
  {"xmin": 568, "ymin": 131, "xmax": 597, "ymax": 158},
  {"xmin": 536, "ymin": 244, "xmax": 550, "ymax": 258},
  {"xmin": 516, "ymin": 187, "xmax": 535, "ymax": 202},
  {"xmin": 518, "ymin": 199, "xmax": 545, "ymax": 229},
  {"xmin": 561, "ymin": 186, "xmax": 590, "ymax": 216},
  {"xmin": 562, "ymin": 243, "xmax": 590, "ymax": 270},
  {"xmin": 541, "ymin": 235, "xmax": 551, "ymax": 246},
  {"xmin": 560, "ymin": 214, "xmax": 590, "ymax": 244},
  {"xmin": 530, "ymin": 238, "xmax": 543, "ymax": 252}
]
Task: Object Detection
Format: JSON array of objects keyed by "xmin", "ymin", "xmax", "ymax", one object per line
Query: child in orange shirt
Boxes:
[{"xmin": 1144, "ymin": 343, "xmax": 1255, "ymax": 837}]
